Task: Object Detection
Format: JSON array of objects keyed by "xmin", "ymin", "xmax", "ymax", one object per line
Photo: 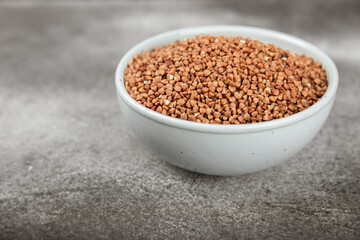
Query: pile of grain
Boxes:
[{"xmin": 124, "ymin": 34, "xmax": 328, "ymax": 124}]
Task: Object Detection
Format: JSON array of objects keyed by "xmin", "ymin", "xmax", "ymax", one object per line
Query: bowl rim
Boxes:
[{"xmin": 115, "ymin": 25, "xmax": 338, "ymax": 133}]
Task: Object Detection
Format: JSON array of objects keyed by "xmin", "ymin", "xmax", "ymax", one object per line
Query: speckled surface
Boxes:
[{"xmin": 0, "ymin": 0, "xmax": 359, "ymax": 239}]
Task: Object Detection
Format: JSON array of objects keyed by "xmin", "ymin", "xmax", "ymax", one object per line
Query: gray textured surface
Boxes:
[{"xmin": 0, "ymin": 0, "xmax": 359, "ymax": 239}]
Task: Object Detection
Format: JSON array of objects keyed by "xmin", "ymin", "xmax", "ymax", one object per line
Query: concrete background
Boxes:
[{"xmin": 0, "ymin": 0, "xmax": 359, "ymax": 239}]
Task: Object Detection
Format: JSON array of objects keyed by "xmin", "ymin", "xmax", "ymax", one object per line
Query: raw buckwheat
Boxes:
[{"xmin": 124, "ymin": 34, "xmax": 328, "ymax": 124}]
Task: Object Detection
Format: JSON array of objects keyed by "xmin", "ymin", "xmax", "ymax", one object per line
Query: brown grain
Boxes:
[{"xmin": 124, "ymin": 34, "xmax": 328, "ymax": 124}]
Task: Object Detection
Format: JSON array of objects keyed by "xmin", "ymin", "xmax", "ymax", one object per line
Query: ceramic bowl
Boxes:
[{"xmin": 115, "ymin": 25, "xmax": 338, "ymax": 176}]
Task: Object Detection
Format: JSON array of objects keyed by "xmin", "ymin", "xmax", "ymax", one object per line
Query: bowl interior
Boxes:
[{"xmin": 115, "ymin": 25, "xmax": 338, "ymax": 133}]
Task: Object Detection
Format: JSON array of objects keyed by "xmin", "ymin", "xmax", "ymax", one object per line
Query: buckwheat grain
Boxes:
[{"xmin": 124, "ymin": 34, "xmax": 328, "ymax": 124}]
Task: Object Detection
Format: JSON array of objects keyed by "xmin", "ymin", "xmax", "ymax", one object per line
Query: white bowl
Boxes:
[{"xmin": 115, "ymin": 25, "xmax": 338, "ymax": 176}]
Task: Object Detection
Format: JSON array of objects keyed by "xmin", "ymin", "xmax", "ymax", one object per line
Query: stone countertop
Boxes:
[{"xmin": 0, "ymin": 0, "xmax": 359, "ymax": 239}]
